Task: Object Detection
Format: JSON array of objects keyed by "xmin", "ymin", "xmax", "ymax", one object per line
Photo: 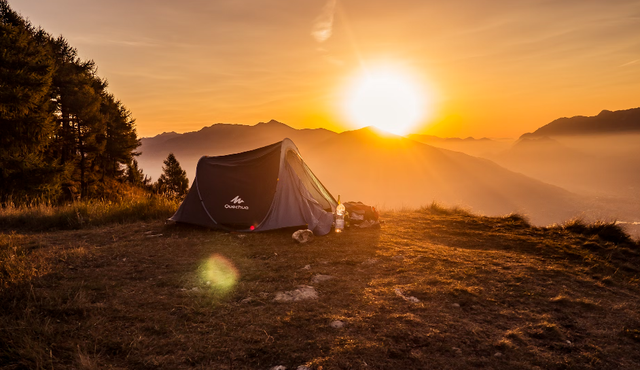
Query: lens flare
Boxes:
[{"xmin": 200, "ymin": 254, "xmax": 239, "ymax": 294}]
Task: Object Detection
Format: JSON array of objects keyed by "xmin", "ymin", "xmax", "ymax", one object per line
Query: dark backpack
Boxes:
[{"xmin": 344, "ymin": 201, "xmax": 379, "ymax": 225}]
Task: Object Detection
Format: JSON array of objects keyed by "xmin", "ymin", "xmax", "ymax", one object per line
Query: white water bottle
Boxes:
[{"xmin": 335, "ymin": 196, "xmax": 345, "ymax": 233}]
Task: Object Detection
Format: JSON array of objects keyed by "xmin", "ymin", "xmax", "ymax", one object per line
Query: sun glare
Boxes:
[{"xmin": 344, "ymin": 68, "xmax": 429, "ymax": 136}]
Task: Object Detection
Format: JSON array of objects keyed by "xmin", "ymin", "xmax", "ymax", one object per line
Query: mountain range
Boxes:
[
  {"xmin": 137, "ymin": 108, "xmax": 640, "ymax": 232},
  {"xmin": 521, "ymin": 107, "xmax": 640, "ymax": 138}
]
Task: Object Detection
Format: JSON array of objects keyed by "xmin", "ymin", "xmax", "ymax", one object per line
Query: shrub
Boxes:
[
  {"xmin": 561, "ymin": 218, "xmax": 631, "ymax": 244},
  {"xmin": 419, "ymin": 201, "xmax": 471, "ymax": 216}
]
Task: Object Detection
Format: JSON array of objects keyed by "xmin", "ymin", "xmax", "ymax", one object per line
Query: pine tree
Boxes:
[
  {"xmin": 49, "ymin": 36, "xmax": 107, "ymax": 199},
  {"xmin": 156, "ymin": 153, "xmax": 189, "ymax": 198},
  {"xmin": 0, "ymin": 1, "xmax": 60, "ymax": 203},
  {"xmin": 101, "ymin": 93, "xmax": 139, "ymax": 179},
  {"xmin": 126, "ymin": 159, "xmax": 150, "ymax": 188},
  {"xmin": 0, "ymin": 1, "xmax": 142, "ymax": 203}
]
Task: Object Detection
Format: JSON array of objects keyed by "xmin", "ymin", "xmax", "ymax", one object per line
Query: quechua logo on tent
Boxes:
[{"xmin": 225, "ymin": 195, "xmax": 249, "ymax": 210}]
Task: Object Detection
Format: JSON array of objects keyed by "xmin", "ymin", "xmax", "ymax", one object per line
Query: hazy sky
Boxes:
[{"xmin": 10, "ymin": 0, "xmax": 640, "ymax": 138}]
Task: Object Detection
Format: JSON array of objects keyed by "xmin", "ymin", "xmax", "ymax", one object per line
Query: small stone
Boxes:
[
  {"xmin": 296, "ymin": 366, "xmax": 311, "ymax": 370},
  {"xmin": 452, "ymin": 347, "xmax": 462, "ymax": 354},
  {"xmin": 391, "ymin": 255, "xmax": 404, "ymax": 261},
  {"xmin": 407, "ymin": 296, "xmax": 420, "ymax": 303},
  {"xmin": 240, "ymin": 297, "xmax": 253, "ymax": 304},
  {"xmin": 362, "ymin": 258, "xmax": 379, "ymax": 265},
  {"xmin": 452, "ymin": 303, "xmax": 460, "ymax": 308},
  {"xmin": 273, "ymin": 285, "xmax": 318, "ymax": 302},
  {"xmin": 191, "ymin": 287, "xmax": 200, "ymax": 292},
  {"xmin": 301, "ymin": 264, "xmax": 311, "ymax": 270},
  {"xmin": 330, "ymin": 320, "xmax": 345, "ymax": 328},
  {"xmin": 311, "ymin": 274, "xmax": 334, "ymax": 284},
  {"xmin": 566, "ymin": 340, "xmax": 572, "ymax": 345},
  {"xmin": 270, "ymin": 366, "xmax": 286, "ymax": 370},
  {"xmin": 292, "ymin": 229, "xmax": 314, "ymax": 243},
  {"xmin": 494, "ymin": 352, "xmax": 502, "ymax": 357}
]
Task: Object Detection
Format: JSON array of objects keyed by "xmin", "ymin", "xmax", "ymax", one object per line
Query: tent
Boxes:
[{"xmin": 169, "ymin": 138, "xmax": 338, "ymax": 235}]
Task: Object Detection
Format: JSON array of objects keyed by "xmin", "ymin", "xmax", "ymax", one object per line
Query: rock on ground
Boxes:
[
  {"xmin": 292, "ymin": 229, "xmax": 314, "ymax": 243},
  {"xmin": 273, "ymin": 285, "xmax": 318, "ymax": 302}
]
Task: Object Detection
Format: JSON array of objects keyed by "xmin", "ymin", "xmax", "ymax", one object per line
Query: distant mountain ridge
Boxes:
[
  {"xmin": 521, "ymin": 107, "xmax": 640, "ymax": 138},
  {"xmin": 137, "ymin": 119, "xmax": 337, "ymax": 180},
  {"xmin": 407, "ymin": 134, "xmax": 512, "ymax": 158},
  {"xmin": 138, "ymin": 120, "xmax": 590, "ymax": 225}
]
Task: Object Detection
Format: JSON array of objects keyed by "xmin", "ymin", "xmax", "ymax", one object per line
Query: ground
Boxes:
[{"xmin": 1, "ymin": 208, "xmax": 639, "ymax": 369}]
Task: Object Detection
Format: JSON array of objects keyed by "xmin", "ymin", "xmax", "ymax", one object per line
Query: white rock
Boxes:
[
  {"xmin": 270, "ymin": 366, "xmax": 286, "ymax": 370},
  {"xmin": 273, "ymin": 285, "xmax": 318, "ymax": 302},
  {"xmin": 394, "ymin": 288, "xmax": 419, "ymax": 303},
  {"xmin": 296, "ymin": 366, "xmax": 311, "ymax": 370},
  {"xmin": 240, "ymin": 297, "xmax": 253, "ymax": 304},
  {"xmin": 311, "ymin": 274, "xmax": 334, "ymax": 284},
  {"xmin": 494, "ymin": 352, "xmax": 502, "ymax": 357},
  {"xmin": 301, "ymin": 264, "xmax": 311, "ymax": 270},
  {"xmin": 292, "ymin": 229, "xmax": 314, "ymax": 243},
  {"xmin": 452, "ymin": 303, "xmax": 460, "ymax": 308},
  {"xmin": 330, "ymin": 320, "xmax": 345, "ymax": 328}
]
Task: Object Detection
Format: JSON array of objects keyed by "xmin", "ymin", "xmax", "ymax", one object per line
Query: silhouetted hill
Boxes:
[
  {"xmin": 137, "ymin": 120, "xmax": 337, "ymax": 181},
  {"xmin": 522, "ymin": 107, "xmax": 640, "ymax": 138},
  {"xmin": 302, "ymin": 127, "xmax": 582, "ymax": 225}
]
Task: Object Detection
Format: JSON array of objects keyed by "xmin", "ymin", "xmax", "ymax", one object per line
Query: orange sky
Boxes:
[{"xmin": 11, "ymin": 0, "xmax": 640, "ymax": 138}]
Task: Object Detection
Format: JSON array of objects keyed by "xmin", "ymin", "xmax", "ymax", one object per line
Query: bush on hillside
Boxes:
[{"xmin": 561, "ymin": 218, "xmax": 631, "ymax": 244}]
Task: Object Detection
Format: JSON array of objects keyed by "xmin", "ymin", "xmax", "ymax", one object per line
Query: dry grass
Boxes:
[
  {"xmin": 1, "ymin": 208, "xmax": 639, "ymax": 369},
  {"xmin": 0, "ymin": 192, "xmax": 180, "ymax": 232}
]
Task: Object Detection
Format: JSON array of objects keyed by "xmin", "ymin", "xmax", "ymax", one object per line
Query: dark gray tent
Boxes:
[{"xmin": 169, "ymin": 138, "xmax": 337, "ymax": 235}]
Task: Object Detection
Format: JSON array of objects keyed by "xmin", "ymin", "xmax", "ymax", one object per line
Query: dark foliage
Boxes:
[
  {"xmin": 562, "ymin": 219, "xmax": 632, "ymax": 245},
  {"xmin": 0, "ymin": 1, "xmax": 140, "ymax": 203},
  {"xmin": 156, "ymin": 153, "xmax": 189, "ymax": 198}
]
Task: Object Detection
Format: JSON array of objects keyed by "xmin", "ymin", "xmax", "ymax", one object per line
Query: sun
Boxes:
[{"xmin": 344, "ymin": 67, "xmax": 429, "ymax": 136}]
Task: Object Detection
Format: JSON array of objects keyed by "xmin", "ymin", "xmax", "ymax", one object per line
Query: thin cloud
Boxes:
[
  {"xmin": 311, "ymin": 0, "xmax": 337, "ymax": 43},
  {"xmin": 620, "ymin": 59, "xmax": 638, "ymax": 67}
]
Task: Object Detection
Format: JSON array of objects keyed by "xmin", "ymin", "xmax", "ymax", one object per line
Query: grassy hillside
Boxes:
[{"xmin": 1, "ymin": 206, "xmax": 639, "ymax": 369}]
